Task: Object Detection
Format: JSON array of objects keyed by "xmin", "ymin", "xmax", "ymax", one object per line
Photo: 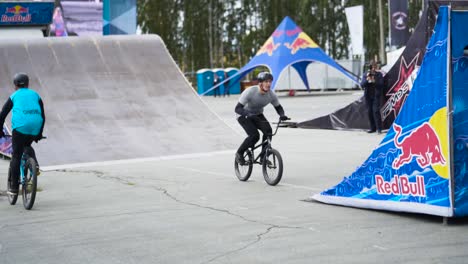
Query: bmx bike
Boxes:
[
  {"xmin": 234, "ymin": 117, "xmax": 288, "ymax": 186},
  {"xmin": 7, "ymin": 136, "xmax": 44, "ymax": 210}
]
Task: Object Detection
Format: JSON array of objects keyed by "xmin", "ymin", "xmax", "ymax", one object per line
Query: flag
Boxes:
[{"xmin": 389, "ymin": 0, "xmax": 410, "ymax": 47}]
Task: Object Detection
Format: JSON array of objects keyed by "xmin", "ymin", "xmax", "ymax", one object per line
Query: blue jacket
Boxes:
[{"xmin": 0, "ymin": 88, "xmax": 45, "ymax": 136}]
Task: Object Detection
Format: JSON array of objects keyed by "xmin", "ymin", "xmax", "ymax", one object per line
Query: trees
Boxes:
[
  {"xmin": 138, "ymin": 0, "xmax": 423, "ymax": 73},
  {"xmin": 138, "ymin": 0, "xmax": 183, "ymax": 65}
]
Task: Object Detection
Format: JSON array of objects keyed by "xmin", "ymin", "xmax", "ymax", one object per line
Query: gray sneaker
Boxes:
[{"xmin": 7, "ymin": 186, "xmax": 18, "ymax": 195}]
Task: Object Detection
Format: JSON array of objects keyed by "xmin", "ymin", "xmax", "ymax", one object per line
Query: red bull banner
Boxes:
[
  {"xmin": 0, "ymin": 2, "xmax": 53, "ymax": 25},
  {"xmin": 451, "ymin": 10, "xmax": 468, "ymax": 217},
  {"xmin": 313, "ymin": 6, "xmax": 455, "ymax": 217}
]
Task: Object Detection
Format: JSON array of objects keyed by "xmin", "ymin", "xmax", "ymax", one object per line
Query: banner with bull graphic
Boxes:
[
  {"xmin": 312, "ymin": 6, "xmax": 454, "ymax": 217},
  {"xmin": 451, "ymin": 10, "xmax": 468, "ymax": 217},
  {"xmin": 0, "ymin": 2, "xmax": 54, "ymax": 25}
]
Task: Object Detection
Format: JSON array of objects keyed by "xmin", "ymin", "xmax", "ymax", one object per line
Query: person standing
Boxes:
[
  {"xmin": 223, "ymin": 72, "xmax": 230, "ymax": 97},
  {"xmin": 361, "ymin": 62, "xmax": 384, "ymax": 134},
  {"xmin": 213, "ymin": 74, "xmax": 220, "ymax": 97}
]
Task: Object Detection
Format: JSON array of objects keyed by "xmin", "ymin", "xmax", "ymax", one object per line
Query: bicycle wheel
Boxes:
[
  {"xmin": 262, "ymin": 148, "xmax": 283, "ymax": 186},
  {"xmin": 22, "ymin": 158, "xmax": 38, "ymax": 210},
  {"xmin": 7, "ymin": 167, "xmax": 18, "ymax": 205},
  {"xmin": 234, "ymin": 150, "xmax": 253, "ymax": 181}
]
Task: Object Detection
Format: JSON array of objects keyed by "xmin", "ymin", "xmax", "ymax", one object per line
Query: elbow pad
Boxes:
[
  {"xmin": 235, "ymin": 103, "xmax": 247, "ymax": 116},
  {"xmin": 274, "ymin": 104, "xmax": 285, "ymax": 117}
]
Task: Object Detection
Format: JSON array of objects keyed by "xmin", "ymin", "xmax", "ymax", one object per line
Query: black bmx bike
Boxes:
[
  {"xmin": 7, "ymin": 137, "xmax": 44, "ymax": 210},
  {"xmin": 234, "ymin": 117, "xmax": 288, "ymax": 186}
]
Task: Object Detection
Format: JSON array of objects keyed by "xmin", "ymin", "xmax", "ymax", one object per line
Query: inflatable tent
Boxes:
[{"xmin": 201, "ymin": 16, "xmax": 359, "ymax": 96}]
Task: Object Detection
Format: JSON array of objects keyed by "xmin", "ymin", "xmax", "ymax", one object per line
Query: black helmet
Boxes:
[
  {"xmin": 13, "ymin": 72, "xmax": 29, "ymax": 87},
  {"xmin": 257, "ymin": 71, "xmax": 273, "ymax": 82}
]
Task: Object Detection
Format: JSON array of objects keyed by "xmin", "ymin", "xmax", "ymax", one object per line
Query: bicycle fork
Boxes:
[
  {"xmin": 261, "ymin": 139, "xmax": 272, "ymax": 162},
  {"xmin": 19, "ymin": 157, "xmax": 26, "ymax": 185}
]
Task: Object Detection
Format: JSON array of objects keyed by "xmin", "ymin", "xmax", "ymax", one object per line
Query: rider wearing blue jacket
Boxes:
[{"xmin": 0, "ymin": 73, "xmax": 45, "ymax": 194}]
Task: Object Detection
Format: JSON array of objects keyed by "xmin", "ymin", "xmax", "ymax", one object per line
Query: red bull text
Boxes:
[
  {"xmin": 2, "ymin": 5, "xmax": 31, "ymax": 23},
  {"xmin": 376, "ymin": 175, "xmax": 426, "ymax": 197},
  {"xmin": 392, "ymin": 122, "xmax": 446, "ymax": 169}
]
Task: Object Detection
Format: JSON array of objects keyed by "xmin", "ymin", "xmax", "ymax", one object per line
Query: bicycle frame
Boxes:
[
  {"xmin": 249, "ymin": 117, "xmax": 284, "ymax": 164},
  {"xmin": 19, "ymin": 151, "xmax": 29, "ymax": 184}
]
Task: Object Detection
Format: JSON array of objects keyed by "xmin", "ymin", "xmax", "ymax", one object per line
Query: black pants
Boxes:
[
  {"xmin": 366, "ymin": 96, "xmax": 382, "ymax": 131},
  {"xmin": 237, "ymin": 114, "xmax": 272, "ymax": 155},
  {"xmin": 223, "ymin": 84, "xmax": 230, "ymax": 97},
  {"xmin": 10, "ymin": 130, "xmax": 37, "ymax": 189},
  {"xmin": 214, "ymin": 87, "xmax": 220, "ymax": 97}
]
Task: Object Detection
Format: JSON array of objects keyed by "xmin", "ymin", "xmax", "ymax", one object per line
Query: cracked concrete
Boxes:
[
  {"xmin": 97, "ymin": 171, "xmax": 307, "ymax": 264},
  {"xmin": 203, "ymin": 226, "xmax": 276, "ymax": 264},
  {"xmin": 95, "ymin": 166, "xmax": 307, "ymax": 229}
]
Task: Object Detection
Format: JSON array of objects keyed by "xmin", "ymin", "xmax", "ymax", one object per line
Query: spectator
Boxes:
[
  {"xmin": 213, "ymin": 74, "xmax": 220, "ymax": 97},
  {"xmin": 223, "ymin": 72, "xmax": 230, "ymax": 97},
  {"xmin": 360, "ymin": 62, "xmax": 384, "ymax": 134}
]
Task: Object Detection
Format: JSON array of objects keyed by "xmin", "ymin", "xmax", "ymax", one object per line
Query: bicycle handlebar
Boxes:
[{"xmin": 270, "ymin": 117, "xmax": 290, "ymax": 137}]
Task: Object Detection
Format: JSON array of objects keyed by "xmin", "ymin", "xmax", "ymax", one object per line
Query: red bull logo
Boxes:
[
  {"xmin": 375, "ymin": 175, "xmax": 426, "ymax": 197},
  {"xmin": 284, "ymin": 32, "xmax": 318, "ymax": 54},
  {"xmin": 256, "ymin": 37, "xmax": 280, "ymax": 56},
  {"xmin": 6, "ymin": 5, "xmax": 29, "ymax": 14},
  {"xmin": 392, "ymin": 122, "xmax": 446, "ymax": 170},
  {"xmin": 2, "ymin": 5, "xmax": 31, "ymax": 23}
]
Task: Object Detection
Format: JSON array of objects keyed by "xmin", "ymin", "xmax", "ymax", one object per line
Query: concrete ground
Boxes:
[{"xmin": 1, "ymin": 91, "xmax": 468, "ymax": 264}]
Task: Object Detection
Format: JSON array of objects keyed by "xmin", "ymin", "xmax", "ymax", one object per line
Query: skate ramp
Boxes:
[{"xmin": 0, "ymin": 35, "xmax": 239, "ymax": 167}]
